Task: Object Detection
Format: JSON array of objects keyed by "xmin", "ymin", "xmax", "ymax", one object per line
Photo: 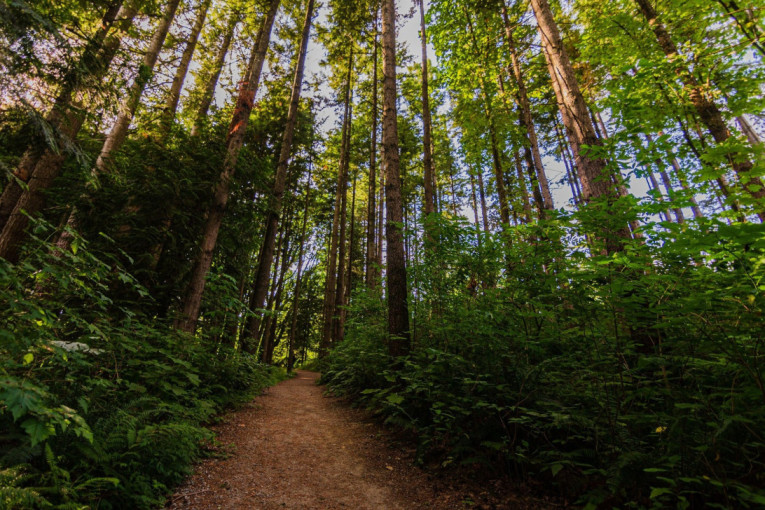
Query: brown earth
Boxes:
[{"xmin": 168, "ymin": 371, "xmax": 559, "ymax": 509}]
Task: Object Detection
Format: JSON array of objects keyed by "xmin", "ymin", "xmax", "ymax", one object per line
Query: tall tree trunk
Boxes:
[
  {"xmin": 0, "ymin": 2, "xmax": 138, "ymax": 261},
  {"xmin": 340, "ymin": 170, "xmax": 358, "ymax": 341},
  {"xmin": 288, "ymin": 167, "xmax": 312, "ymax": 372},
  {"xmin": 476, "ymin": 167, "xmax": 490, "ymax": 232},
  {"xmin": 95, "ymin": 0, "xmax": 183, "ymax": 171},
  {"xmin": 382, "ymin": 0, "xmax": 411, "ymax": 356},
  {"xmin": 636, "ymin": 0, "xmax": 765, "ymax": 221},
  {"xmin": 464, "ymin": 11, "xmax": 511, "ymax": 227},
  {"xmin": 554, "ymin": 120, "xmax": 582, "ymax": 204},
  {"xmin": 332, "ymin": 84, "xmax": 353, "ymax": 346},
  {"xmin": 469, "ymin": 172, "xmax": 482, "ymax": 247},
  {"xmin": 530, "ymin": 0, "xmax": 631, "ymax": 253},
  {"xmin": 501, "ymin": 2, "xmax": 553, "ymax": 212},
  {"xmin": 366, "ymin": 10, "xmax": 379, "ymax": 288},
  {"xmin": 191, "ymin": 12, "xmax": 240, "ymax": 136},
  {"xmin": 514, "ymin": 152, "xmax": 534, "ymax": 223},
  {"xmin": 174, "ymin": 0, "xmax": 280, "ymax": 333},
  {"xmin": 246, "ymin": 0, "xmax": 315, "ymax": 343},
  {"xmin": 320, "ymin": 47, "xmax": 354, "ymax": 358},
  {"xmin": 263, "ymin": 216, "xmax": 293, "ymax": 365},
  {"xmin": 418, "ymin": 0, "xmax": 437, "ymax": 219},
  {"xmin": 161, "ymin": 0, "xmax": 212, "ymax": 132}
]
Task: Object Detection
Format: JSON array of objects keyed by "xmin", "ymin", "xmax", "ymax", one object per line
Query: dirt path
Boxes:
[{"xmin": 168, "ymin": 371, "xmax": 550, "ymax": 509}]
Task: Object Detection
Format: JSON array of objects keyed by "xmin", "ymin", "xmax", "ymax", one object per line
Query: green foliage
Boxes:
[
  {"xmin": 0, "ymin": 226, "xmax": 284, "ymax": 509},
  {"xmin": 324, "ymin": 214, "xmax": 765, "ymax": 509}
]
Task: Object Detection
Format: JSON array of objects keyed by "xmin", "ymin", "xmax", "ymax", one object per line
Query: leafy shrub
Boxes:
[{"xmin": 323, "ymin": 215, "xmax": 765, "ymax": 509}]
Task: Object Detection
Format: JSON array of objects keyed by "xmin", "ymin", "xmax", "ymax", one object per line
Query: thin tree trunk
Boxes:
[
  {"xmin": 191, "ymin": 12, "xmax": 239, "ymax": 136},
  {"xmin": 514, "ymin": 152, "xmax": 534, "ymax": 223},
  {"xmin": 174, "ymin": 0, "xmax": 280, "ymax": 333},
  {"xmin": 95, "ymin": 0, "xmax": 183, "ymax": 171},
  {"xmin": 246, "ymin": 0, "xmax": 315, "ymax": 343},
  {"xmin": 332, "ymin": 85, "xmax": 353, "ymax": 347},
  {"xmin": 382, "ymin": 0, "xmax": 411, "ymax": 356},
  {"xmin": 320, "ymin": 47, "xmax": 354, "ymax": 358},
  {"xmin": 530, "ymin": 0, "xmax": 631, "ymax": 253},
  {"xmin": 161, "ymin": 0, "xmax": 212, "ymax": 132},
  {"xmin": 0, "ymin": 2, "xmax": 138, "ymax": 261},
  {"xmin": 476, "ymin": 167, "xmax": 490, "ymax": 233},
  {"xmin": 737, "ymin": 115, "xmax": 761, "ymax": 145},
  {"xmin": 366, "ymin": 10, "xmax": 379, "ymax": 288},
  {"xmin": 263, "ymin": 216, "xmax": 293, "ymax": 365},
  {"xmin": 636, "ymin": 0, "xmax": 765, "ymax": 221},
  {"xmin": 501, "ymin": 2, "xmax": 553, "ymax": 211},
  {"xmin": 287, "ymin": 166, "xmax": 312, "ymax": 372},
  {"xmin": 555, "ymin": 120, "xmax": 582, "ymax": 204},
  {"xmin": 418, "ymin": 0, "xmax": 436, "ymax": 219},
  {"xmin": 340, "ymin": 169, "xmax": 358, "ymax": 340},
  {"xmin": 469, "ymin": 172, "xmax": 482, "ymax": 247}
]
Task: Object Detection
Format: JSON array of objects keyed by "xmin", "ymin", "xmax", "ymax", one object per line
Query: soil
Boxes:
[{"xmin": 168, "ymin": 371, "xmax": 560, "ymax": 509}]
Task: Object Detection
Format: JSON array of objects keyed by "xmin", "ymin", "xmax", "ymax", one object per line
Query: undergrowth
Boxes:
[
  {"xmin": 322, "ymin": 215, "xmax": 765, "ymax": 509},
  {"xmin": 0, "ymin": 226, "xmax": 285, "ymax": 509}
]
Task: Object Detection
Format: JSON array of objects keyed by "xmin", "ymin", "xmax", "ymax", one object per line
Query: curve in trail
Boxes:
[{"xmin": 169, "ymin": 371, "xmax": 460, "ymax": 509}]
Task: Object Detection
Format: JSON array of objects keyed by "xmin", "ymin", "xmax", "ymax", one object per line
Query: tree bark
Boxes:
[
  {"xmin": 95, "ymin": 0, "xmax": 183, "ymax": 171},
  {"xmin": 174, "ymin": 0, "xmax": 280, "ymax": 333},
  {"xmin": 287, "ymin": 166, "xmax": 312, "ymax": 372},
  {"xmin": 418, "ymin": 0, "xmax": 437, "ymax": 219},
  {"xmin": 636, "ymin": 0, "xmax": 765, "ymax": 221},
  {"xmin": 245, "ymin": 0, "xmax": 315, "ymax": 344},
  {"xmin": 320, "ymin": 47, "xmax": 353, "ymax": 358},
  {"xmin": 161, "ymin": 0, "xmax": 212, "ymax": 132},
  {"xmin": 191, "ymin": 12, "xmax": 240, "ymax": 136},
  {"xmin": 366, "ymin": 10, "xmax": 379, "ymax": 288},
  {"xmin": 501, "ymin": 2, "xmax": 553, "ymax": 212},
  {"xmin": 382, "ymin": 0, "xmax": 411, "ymax": 356},
  {"xmin": 530, "ymin": 0, "xmax": 631, "ymax": 253}
]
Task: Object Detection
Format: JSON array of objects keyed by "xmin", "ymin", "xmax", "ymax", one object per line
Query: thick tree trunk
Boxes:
[
  {"xmin": 382, "ymin": 0, "xmax": 411, "ymax": 356},
  {"xmin": 501, "ymin": 3, "xmax": 553, "ymax": 212},
  {"xmin": 366, "ymin": 11, "xmax": 380, "ymax": 288},
  {"xmin": 191, "ymin": 12, "xmax": 239, "ymax": 136},
  {"xmin": 0, "ymin": 2, "xmax": 138, "ymax": 261},
  {"xmin": 96, "ymin": 0, "xmax": 183, "ymax": 171},
  {"xmin": 246, "ymin": 0, "xmax": 315, "ymax": 343},
  {"xmin": 320, "ymin": 47, "xmax": 354, "ymax": 358},
  {"xmin": 530, "ymin": 0, "xmax": 631, "ymax": 252},
  {"xmin": 174, "ymin": 0, "xmax": 280, "ymax": 333},
  {"xmin": 161, "ymin": 0, "xmax": 212, "ymax": 132},
  {"xmin": 636, "ymin": 0, "xmax": 765, "ymax": 221},
  {"xmin": 418, "ymin": 0, "xmax": 437, "ymax": 219}
]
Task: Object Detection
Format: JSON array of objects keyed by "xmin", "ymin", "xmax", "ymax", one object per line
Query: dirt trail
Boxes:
[
  {"xmin": 168, "ymin": 371, "xmax": 444, "ymax": 509},
  {"xmin": 169, "ymin": 371, "xmax": 550, "ymax": 509}
]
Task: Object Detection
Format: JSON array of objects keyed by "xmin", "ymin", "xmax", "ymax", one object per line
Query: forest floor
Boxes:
[{"xmin": 168, "ymin": 371, "xmax": 560, "ymax": 509}]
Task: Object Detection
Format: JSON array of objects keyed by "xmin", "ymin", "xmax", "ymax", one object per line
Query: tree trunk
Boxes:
[
  {"xmin": 530, "ymin": 0, "xmax": 631, "ymax": 253},
  {"xmin": 332, "ymin": 82, "xmax": 353, "ymax": 347},
  {"xmin": 320, "ymin": 47, "xmax": 354, "ymax": 358},
  {"xmin": 287, "ymin": 166, "xmax": 312, "ymax": 372},
  {"xmin": 366, "ymin": 10, "xmax": 379, "ymax": 288},
  {"xmin": 418, "ymin": 0, "xmax": 436, "ymax": 219},
  {"xmin": 501, "ymin": 2, "xmax": 553, "ymax": 212},
  {"xmin": 382, "ymin": 0, "xmax": 411, "ymax": 356},
  {"xmin": 514, "ymin": 152, "xmax": 534, "ymax": 223},
  {"xmin": 95, "ymin": 0, "xmax": 183, "ymax": 171},
  {"xmin": 191, "ymin": 12, "xmax": 240, "ymax": 136},
  {"xmin": 636, "ymin": 0, "xmax": 765, "ymax": 221},
  {"xmin": 245, "ymin": 0, "xmax": 315, "ymax": 344},
  {"xmin": 476, "ymin": 167, "xmax": 490, "ymax": 232},
  {"xmin": 174, "ymin": 0, "xmax": 280, "ymax": 333},
  {"xmin": 737, "ymin": 115, "xmax": 761, "ymax": 145},
  {"xmin": 469, "ymin": 172, "xmax": 482, "ymax": 247},
  {"xmin": 161, "ymin": 0, "xmax": 212, "ymax": 132},
  {"xmin": 340, "ymin": 170, "xmax": 358, "ymax": 341}
]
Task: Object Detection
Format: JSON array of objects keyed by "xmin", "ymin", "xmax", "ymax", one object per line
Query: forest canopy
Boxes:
[{"xmin": 1, "ymin": 0, "xmax": 764, "ymax": 507}]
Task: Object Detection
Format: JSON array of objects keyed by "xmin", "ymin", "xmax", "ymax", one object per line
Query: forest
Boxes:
[{"xmin": 1, "ymin": 0, "xmax": 764, "ymax": 507}]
